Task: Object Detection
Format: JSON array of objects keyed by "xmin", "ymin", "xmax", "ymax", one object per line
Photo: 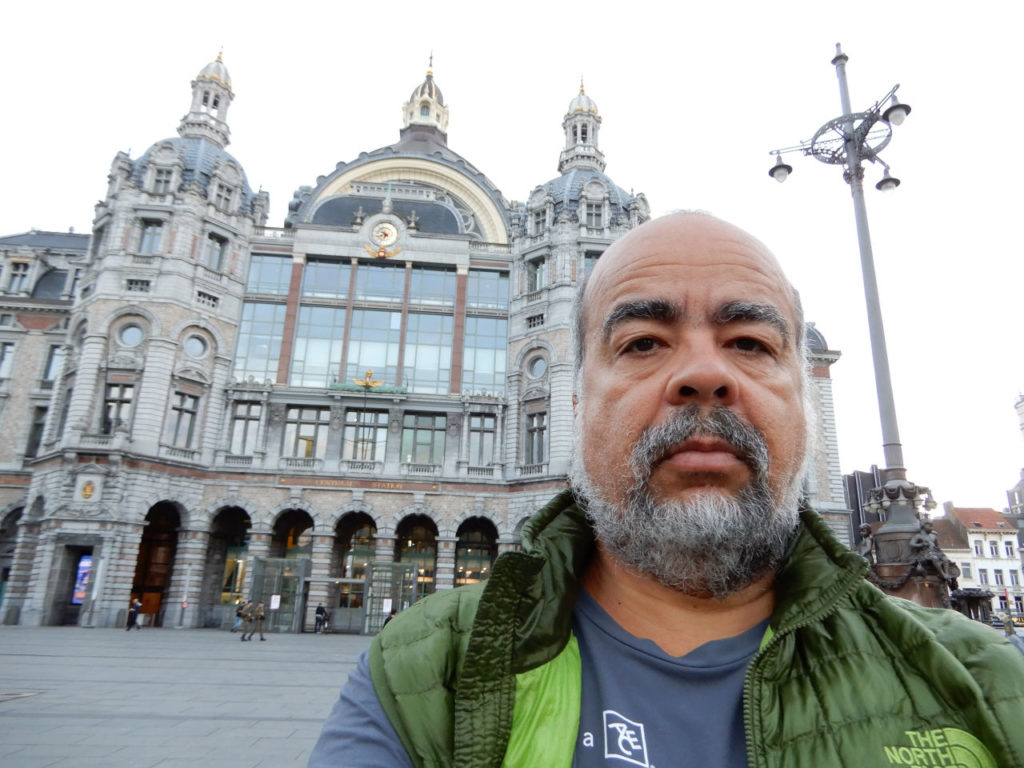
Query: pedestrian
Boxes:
[
  {"xmin": 315, "ymin": 603, "xmax": 327, "ymax": 633},
  {"xmin": 125, "ymin": 597, "xmax": 142, "ymax": 631},
  {"xmin": 230, "ymin": 606, "xmax": 247, "ymax": 634},
  {"xmin": 383, "ymin": 609, "xmax": 396, "ymax": 627},
  {"xmin": 242, "ymin": 601, "xmax": 266, "ymax": 642},
  {"xmin": 238, "ymin": 600, "xmax": 253, "ymax": 640},
  {"xmin": 310, "ymin": 212, "xmax": 1024, "ymax": 767}
]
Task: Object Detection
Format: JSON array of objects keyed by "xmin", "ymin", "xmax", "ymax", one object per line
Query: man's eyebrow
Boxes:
[
  {"xmin": 601, "ymin": 299, "xmax": 682, "ymax": 344},
  {"xmin": 713, "ymin": 301, "xmax": 791, "ymax": 345}
]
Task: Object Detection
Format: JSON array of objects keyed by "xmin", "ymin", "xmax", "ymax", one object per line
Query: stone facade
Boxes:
[{"xmin": 0, "ymin": 57, "xmax": 848, "ymax": 632}]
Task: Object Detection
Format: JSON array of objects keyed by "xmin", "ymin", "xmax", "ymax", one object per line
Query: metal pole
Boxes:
[{"xmin": 832, "ymin": 45, "xmax": 906, "ymax": 480}]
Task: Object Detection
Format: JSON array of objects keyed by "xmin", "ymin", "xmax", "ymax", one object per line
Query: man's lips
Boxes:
[{"xmin": 656, "ymin": 438, "xmax": 747, "ymax": 474}]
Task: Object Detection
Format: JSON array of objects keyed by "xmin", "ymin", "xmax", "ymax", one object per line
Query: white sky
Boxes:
[{"xmin": 3, "ymin": 0, "xmax": 1022, "ymax": 511}]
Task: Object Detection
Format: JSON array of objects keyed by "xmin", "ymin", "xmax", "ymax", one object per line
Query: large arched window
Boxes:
[
  {"xmin": 270, "ymin": 509, "xmax": 314, "ymax": 558},
  {"xmin": 455, "ymin": 517, "xmax": 498, "ymax": 586},
  {"xmin": 337, "ymin": 512, "xmax": 376, "ymax": 579},
  {"xmin": 395, "ymin": 514, "xmax": 437, "ymax": 598},
  {"xmin": 208, "ymin": 507, "xmax": 250, "ymax": 606}
]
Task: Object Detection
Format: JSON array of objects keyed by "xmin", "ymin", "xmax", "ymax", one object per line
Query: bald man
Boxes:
[{"xmin": 310, "ymin": 213, "xmax": 1024, "ymax": 768}]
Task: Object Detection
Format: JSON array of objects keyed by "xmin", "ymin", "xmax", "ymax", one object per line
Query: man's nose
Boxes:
[{"xmin": 665, "ymin": 342, "xmax": 739, "ymax": 407}]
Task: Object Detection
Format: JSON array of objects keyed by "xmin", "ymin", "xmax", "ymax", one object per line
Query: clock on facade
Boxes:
[{"xmin": 371, "ymin": 221, "xmax": 398, "ymax": 246}]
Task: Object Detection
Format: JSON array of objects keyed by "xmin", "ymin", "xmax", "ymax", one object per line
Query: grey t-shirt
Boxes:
[
  {"xmin": 309, "ymin": 593, "xmax": 765, "ymax": 767},
  {"xmin": 572, "ymin": 588, "xmax": 764, "ymax": 768}
]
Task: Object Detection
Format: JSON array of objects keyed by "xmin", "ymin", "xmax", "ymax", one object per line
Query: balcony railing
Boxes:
[
  {"xmin": 401, "ymin": 462, "xmax": 441, "ymax": 476},
  {"xmin": 281, "ymin": 457, "xmax": 323, "ymax": 471},
  {"xmin": 467, "ymin": 465, "xmax": 497, "ymax": 478},
  {"xmin": 161, "ymin": 445, "xmax": 200, "ymax": 462},
  {"xmin": 518, "ymin": 463, "xmax": 547, "ymax": 477},
  {"xmin": 342, "ymin": 459, "xmax": 381, "ymax": 474}
]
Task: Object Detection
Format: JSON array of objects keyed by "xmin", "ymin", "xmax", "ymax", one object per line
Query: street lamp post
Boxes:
[{"xmin": 769, "ymin": 45, "xmax": 948, "ymax": 604}]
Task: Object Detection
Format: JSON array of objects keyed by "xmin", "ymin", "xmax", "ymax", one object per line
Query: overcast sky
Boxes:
[{"xmin": 3, "ymin": 0, "xmax": 1022, "ymax": 511}]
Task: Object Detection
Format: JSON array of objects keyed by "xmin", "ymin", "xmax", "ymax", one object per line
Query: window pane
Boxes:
[
  {"xmin": 234, "ymin": 303, "xmax": 286, "ymax": 382},
  {"xmin": 404, "ymin": 312, "xmax": 453, "ymax": 394},
  {"xmin": 466, "ymin": 270, "xmax": 509, "ymax": 310},
  {"xmin": 462, "ymin": 316, "xmax": 507, "ymax": 395},
  {"xmin": 290, "ymin": 305, "xmax": 346, "ymax": 387},
  {"xmin": 302, "ymin": 258, "xmax": 351, "ymax": 299},
  {"xmin": 354, "ymin": 261, "xmax": 405, "ymax": 303},
  {"xmin": 346, "ymin": 310, "xmax": 401, "ymax": 385},
  {"xmin": 247, "ymin": 255, "xmax": 292, "ymax": 295},
  {"xmin": 409, "ymin": 266, "xmax": 456, "ymax": 307}
]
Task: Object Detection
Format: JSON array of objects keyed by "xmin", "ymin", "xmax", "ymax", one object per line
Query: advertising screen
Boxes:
[{"xmin": 71, "ymin": 555, "xmax": 92, "ymax": 605}]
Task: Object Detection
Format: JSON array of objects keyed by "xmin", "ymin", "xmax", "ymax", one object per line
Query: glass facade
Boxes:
[
  {"xmin": 354, "ymin": 261, "xmax": 405, "ymax": 303},
  {"xmin": 466, "ymin": 270, "xmax": 509, "ymax": 310},
  {"xmin": 247, "ymin": 254, "xmax": 292, "ymax": 295},
  {"xmin": 462, "ymin": 316, "xmax": 507, "ymax": 395},
  {"xmin": 409, "ymin": 265, "xmax": 456, "ymax": 307},
  {"xmin": 345, "ymin": 309, "xmax": 402, "ymax": 386},
  {"xmin": 235, "ymin": 303, "xmax": 286, "ymax": 383},
  {"xmin": 290, "ymin": 305, "xmax": 346, "ymax": 387},
  {"xmin": 302, "ymin": 258, "xmax": 351, "ymax": 299},
  {"xmin": 282, "ymin": 407, "xmax": 330, "ymax": 459},
  {"xmin": 404, "ymin": 312, "xmax": 453, "ymax": 393}
]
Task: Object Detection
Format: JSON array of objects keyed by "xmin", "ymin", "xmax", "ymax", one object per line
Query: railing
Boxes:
[
  {"xmin": 467, "ymin": 465, "xmax": 497, "ymax": 478},
  {"xmin": 223, "ymin": 455, "xmax": 254, "ymax": 467},
  {"xmin": 518, "ymin": 463, "xmax": 547, "ymax": 477},
  {"xmin": 281, "ymin": 457, "xmax": 323, "ymax": 471},
  {"xmin": 131, "ymin": 254, "xmax": 155, "ymax": 265},
  {"xmin": 401, "ymin": 462, "xmax": 441, "ymax": 476},
  {"xmin": 342, "ymin": 460, "xmax": 381, "ymax": 474},
  {"xmin": 161, "ymin": 445, "xmax": 200, "ymax": 461},
  {"xmin": 79, "ymin": 433, "xmax": 114, "ymax": 448}
]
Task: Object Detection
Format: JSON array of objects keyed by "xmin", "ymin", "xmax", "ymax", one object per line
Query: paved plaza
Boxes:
[{"xmin": 0, "ymin": 625, "xmax": 371, "ymax": 767}]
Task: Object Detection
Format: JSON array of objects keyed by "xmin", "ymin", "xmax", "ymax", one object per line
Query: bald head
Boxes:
[{"xmin": 572, "ymin": 212, "xmax": 804, "ymax": 384}]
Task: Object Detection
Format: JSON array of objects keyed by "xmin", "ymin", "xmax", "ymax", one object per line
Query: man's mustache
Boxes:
[{"xmin": 630, "ymin": 406, "xmax": 770, "ymax": 481}]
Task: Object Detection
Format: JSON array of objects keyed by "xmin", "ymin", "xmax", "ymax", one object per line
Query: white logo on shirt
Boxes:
[{"xmin": 603, "ymin": 709, "xmax": 649, "ymax": 767}]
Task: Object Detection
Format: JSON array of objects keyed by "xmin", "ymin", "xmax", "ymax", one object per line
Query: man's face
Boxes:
[
  {"xmin": 576, "ymin": 213, "xmax": 807, "ymax": 511},
  {"xmin": 570, "ymin": 214, "xmax": 809, "ymax": 597}
]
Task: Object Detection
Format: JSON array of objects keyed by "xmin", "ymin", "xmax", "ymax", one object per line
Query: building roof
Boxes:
[
  {"xmin": 0, "ymin": 231, "xmax": 90, "ymax": 250},
  {"xmin": 131, "ymin": 136, "xmax": 256, "ymax": 213},
  {"xmin": 929, "ymin": 517, "xmax": 968, "ymax": 550},
  {"xmin": 949, "ymin": 506, "xmax": 1014, "ymax": 532}
]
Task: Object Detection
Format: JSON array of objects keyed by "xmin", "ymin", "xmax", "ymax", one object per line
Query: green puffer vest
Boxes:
[{"xmin": 369, "ymin": 491, "xmax": 1024, "ymax": 768}]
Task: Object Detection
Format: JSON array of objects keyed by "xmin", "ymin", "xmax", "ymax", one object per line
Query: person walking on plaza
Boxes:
[
  {"xmin": 242, "ymin": 601, "xmax": 266, "ymax": 642},
  {"xmin": 231, "ymin": 600, "xmax": 249, "ymax": 633},
  {"xmin": 315, "ymin": 603, "xmax": 327, "ymax": 633},
  {"xmin": 125, "ymin": 597, "xmax": 142, "ymax": 631}
]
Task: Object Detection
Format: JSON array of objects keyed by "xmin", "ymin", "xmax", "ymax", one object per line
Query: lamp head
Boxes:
[
  {"xmin": 882, "ymin": 96, "xmax": 911, "ymax": 126},
  {"xmin": 769, "ymin": 155, "xmax": 793, "ymax": 183},
  {"xmin": 875, "ymin": 168, "xmax": 901, "ymax": 192}
]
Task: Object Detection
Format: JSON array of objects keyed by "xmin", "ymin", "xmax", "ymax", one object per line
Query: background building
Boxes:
[{"xmin": 0, "ymin": 56, "xmax": 846, "ymax": 631}]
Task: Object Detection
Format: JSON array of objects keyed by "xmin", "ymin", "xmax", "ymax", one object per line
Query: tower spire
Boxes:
[
  {"xmin": 559, "ymin": 80, "xmax": 605, "ymax": 173},
  {"xmin": 178, "ymin": 53, "xmax": 234, "ymax": 147}
]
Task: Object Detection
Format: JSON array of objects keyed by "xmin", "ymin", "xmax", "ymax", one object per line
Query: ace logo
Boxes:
[{"xmin": 603, "ymin": 710, "xmax": 650, "ymax": 767}]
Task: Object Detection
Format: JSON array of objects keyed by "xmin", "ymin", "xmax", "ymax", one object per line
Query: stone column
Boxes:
[
  {"xmin": 305, "ymin": 534, "xmax": 335, "ymax": 632},
  {"xmin": 165, "ymin": 529, "xmax": 210, "ymax": 628},
  {"xmin": 435, "ymin": 537, "xmax": 456, "ymax": 591}
]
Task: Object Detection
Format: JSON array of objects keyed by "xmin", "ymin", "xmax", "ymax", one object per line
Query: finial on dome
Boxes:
[
  {"xmin": 216, "ymin": 49, "xmax": 224, "ymax": 63},
  {"xmin": 580, "ymin": 76, "xmax": 585, "ymax": 94}
]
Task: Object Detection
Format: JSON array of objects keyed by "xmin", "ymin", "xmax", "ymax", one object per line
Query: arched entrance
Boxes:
[
  {"xmin": 271, "ymin": 509, "xmax": 313, "ymax": 558},
  {"xmin": 395, "ymin": 514, "xmax": 437, "ymax": 599},
  {"xmin": 327, "ymin": 512, "xmax": 376, "ymax": 632},
  {"xmin": 133, "ymin": 503, "xmax": 182, "ymax": 626},
  {"xmin": 200, "ymin": 506, "xmax": 251, "ymax": 628},
  {"xmin": 455, "ymin": 517, "xmax": 498, "ymax": 586}
]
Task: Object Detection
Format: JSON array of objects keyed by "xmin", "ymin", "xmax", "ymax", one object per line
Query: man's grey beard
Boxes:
[{"xmin": 569, "ymin": 406, "xmax": 803, "ymax": 599}]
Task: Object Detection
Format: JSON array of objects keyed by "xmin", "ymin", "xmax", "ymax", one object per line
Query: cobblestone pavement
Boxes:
[{"xmin": 0, "ymin": 625, "xmax": 371, "ymax": 767}]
